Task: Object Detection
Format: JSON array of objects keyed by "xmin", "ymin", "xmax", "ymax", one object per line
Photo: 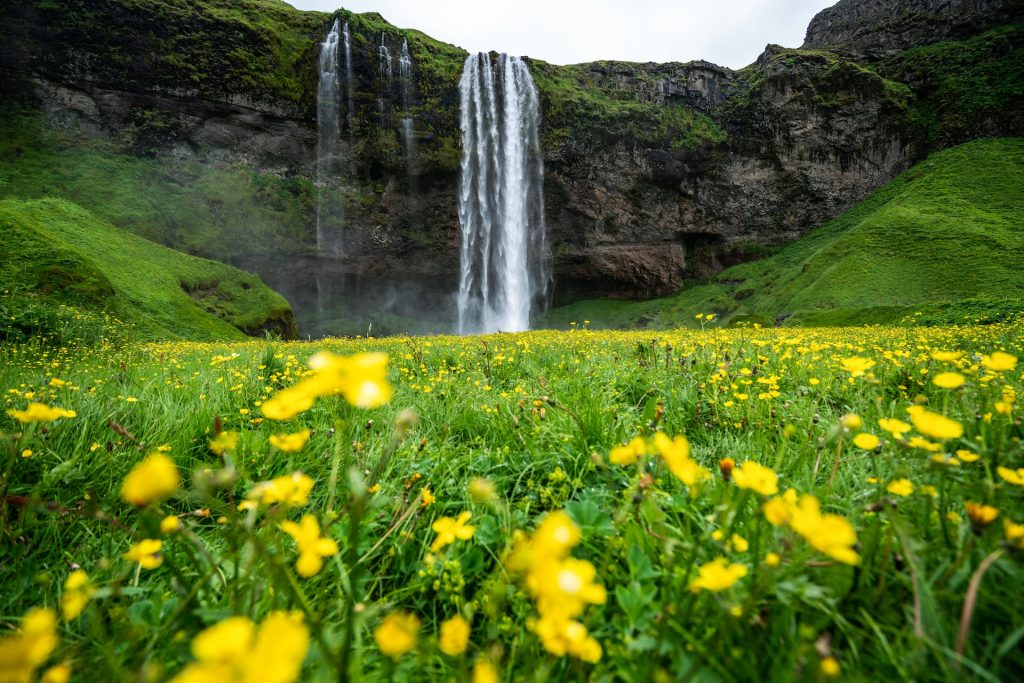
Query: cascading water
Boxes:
[
  {"xmin": 378, "ymin": 33, "xmax": 393, "ymax": 128},
  {"xmin": 397, "ymin": 38, "xmax": 416, "ymax": 189},
  {"xmin": 316, "ymin": 19, "xmax": 342, "ymax": 254},
  {"xmin": 342, "ymin": 21, "xmax": 355, "ymax": 134},
  {"xmin": 456, "ymin": 53, "xmax": 550, "ymax": 334}
]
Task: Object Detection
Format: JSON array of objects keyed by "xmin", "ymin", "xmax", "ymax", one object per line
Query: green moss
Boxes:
[
  {"xmin": 0, "ymin": 198, "xmax": 295, "ymax": 342},
  {"xmin": 876, "ymin": 24, "xmax": 1024, "ymax": 147},
  {"xmin": 529, "ymin": 60, "xmax": 728, "ymax": 151},
  {"xmin": 0, "ymin": 112, "xmax": 316, "ymax": 262}
]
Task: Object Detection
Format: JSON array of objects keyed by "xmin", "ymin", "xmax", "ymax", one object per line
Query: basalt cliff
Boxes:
[{"xmin": 1, "ymin": 0, "xmax": 1021, "ymax": 334}]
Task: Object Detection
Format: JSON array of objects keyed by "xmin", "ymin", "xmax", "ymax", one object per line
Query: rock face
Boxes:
[
  {"xmin": 803, "ymin": 0, "xmax": 1024, "ymax": 57},
  {"xmin": 0, "ymin": 0, "xmax": 1020, "ymax": 334}
]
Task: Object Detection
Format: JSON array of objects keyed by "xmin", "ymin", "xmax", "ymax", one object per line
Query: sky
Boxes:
[{"xmin": 286, "ymin": 0, "xmax": 837, "ymax": 69}]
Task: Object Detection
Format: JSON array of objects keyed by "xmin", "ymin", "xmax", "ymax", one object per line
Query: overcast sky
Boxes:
[{"xmin": 286, "ymin": 0, "xmax": 836, "ymax": 69}]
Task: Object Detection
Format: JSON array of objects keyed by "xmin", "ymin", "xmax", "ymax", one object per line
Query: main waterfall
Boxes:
[{"xmin": 456, "ymin": 53, "xmax": 549, "ymax": 334}]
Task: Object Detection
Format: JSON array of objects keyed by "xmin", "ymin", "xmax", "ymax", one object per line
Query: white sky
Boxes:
[{"xmin": 285, "ymin": 0, "xmax": 836, "ymax": 69}]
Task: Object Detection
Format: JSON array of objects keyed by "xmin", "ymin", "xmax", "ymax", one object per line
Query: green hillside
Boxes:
[
  {"xmin": 539, "ymin": 137, "xmax": 1024, "ymax": 329},
  {"xmin": 0, "ymin": 198, "xmax": 296, "ymax": 342}
]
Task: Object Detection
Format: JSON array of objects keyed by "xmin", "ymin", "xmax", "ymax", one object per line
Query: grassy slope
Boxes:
[
  {"xmin": 0, "ymin": 113, "xmax": 317, "ymax": 261},
  {"xmin": 539, "ymin": 138, "xmax": 1024, "ymax": 329},
  {"xmin": 0, "ymin": 198, "xmax": 294, "ymax": 341}
]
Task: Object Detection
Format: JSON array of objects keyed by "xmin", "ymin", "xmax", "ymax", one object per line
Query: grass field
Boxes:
[{"xmin": 2, "ymin": 322, "xmax": 1023, "ymax": 681}]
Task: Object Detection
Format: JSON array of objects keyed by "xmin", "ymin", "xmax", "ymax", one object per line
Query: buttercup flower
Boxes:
[
  {"xmin": 121, "ymin": 453, "xmax": 180, "ymax": 506},
  {"xmin": 732, "ymin": 461, "xmax": 779, "ymax": 496},
  {"xmin": 60, "ymin": 570, "xmax": 93, "ymax": 621},
  {"xmin": 374, "ymin": 612, "xmax": 420, "ymax": 659},
  {"xmin": 690, "ymin": 558, "xmax": 748, "ymax": 592},
  {"xmin": 6, "ymin": 403, "xmax": 76, "ymax": 423},
  {"xmin": 125, "ymin": 539, "xmax": 163, "ymax": 569},
  {"xmin": 431, "ymin": 511, "xmax": 475, "ymax": 553},
  {"xmin": 438, "ymin": 615, "xmax": 470, "ymax": 656},
  {"xmin": 280, "ymin": 515, "xmax": 339, "ymax": 577},
  {"xmin": 269, "ymin": 430, "xmax": 311, "ymax": 452}
]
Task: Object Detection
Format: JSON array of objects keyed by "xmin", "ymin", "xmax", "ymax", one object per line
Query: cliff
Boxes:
[{"xmin": 0, "ymin": 0, "xmax": 1020, "ymax": 335}]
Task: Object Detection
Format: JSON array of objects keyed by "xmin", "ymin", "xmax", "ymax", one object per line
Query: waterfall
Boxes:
[
  {"xmin": 316, "ymin": 19, "xmax": 342, "ymax": 254},
  {"xmin": 397, "ymin": 38, "xmax": 416, "ymax": 187},
  {"xmin": 378, "ymin": 33, "xmax": 392, "ymax": 127},
  {"xmin": 456, "ymin": 53, "xmax": 549, "ymax": 334},
  {"xmin": 342, "ymin": 21, "xmax": 355, "ymax": 134}
]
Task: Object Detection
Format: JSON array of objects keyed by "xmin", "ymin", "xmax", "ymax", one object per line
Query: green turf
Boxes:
[
  {"xmin": 538, "ymin": 138, "xmax": 1024, "ymax": 330},
  {"xmin": 0, "ymin": 198, "xmax": 295, "ymax": 342}
]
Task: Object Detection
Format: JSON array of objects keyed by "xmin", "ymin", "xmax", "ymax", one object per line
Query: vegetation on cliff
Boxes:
[
  {"xmin": 0, "ymin": 198, "xmax": 296, "ymax": 342},
  {"xmin": 540, "ymin": 137, "xmax": 1024, "ymax": 329}
]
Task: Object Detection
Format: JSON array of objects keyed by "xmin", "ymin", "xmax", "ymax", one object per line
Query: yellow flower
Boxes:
[
  {"xmin": 431, "ymin": 511, "xmax": 475, "ymax": 553},
  {"xmin": 41, "ymin": 663, "xmax": 72, "ymax": 683},
  {"xmin": 839, "ymin": 413, "xmax": 862, "ymax": 430},
  {"xmin": 6, "ymin": 402, "xmax": 76, "ymax": 423},
  {"xmin": 530, "ymin": 510, "xmax": 581, "ymax": 560},
  {"xmin": 930, "ymin": 350, "xmax": 963, "ymax": 362},
  {"xmin": 161, "ymin": 515, "xmax": 182, "ymax": 534},
  {"xmin": 965, "ymin": 502, "xmax": 999, "ymax": 527},
  {"xmin": 840, "ymin": 357, "xmax": 875, "ymax": 377},
  {"xmin": 262, "ymin": 352, "xmax": 393, "ymax": 420},
  {"xmin": 124, "ymin": 539, "xmax": 163, "ymax": 569},
  {"xmin": 997, "ymin": 466, "xmax": 1024, "ymax": 487},
  {"xmin": 246, "ymin": 472, "xmax": 315, "ymax": 508},
  {"xmin": 0, "ymin": 608, "xmax": 59, "ymax": 683},
  {"xmin": 878, "ymin": 418, "xmax": 912, "ymax": 437},
  {"xmin": 120, "ymin": 453, "xmax": 180, "ymax": 506},
  {"xmin": 473, "ymin": 659, "xmax": 500, "ymax": 683},
  {"xmin": 60, "ymin": 570, "xmax": 93, "ymax": 621},
  {"xmin": 764, "ymin": 552, "xmax": 781, "ymax": 567},
  {"xmin": 981, "ymin": 351, "xmax": 1017, "ymax": 372},
  {"xmin": 689, "ymin": 557, "xmax": 748, "ymax": 592},
  {"xmin": 788, "ymin": 495, "xmax": 860, "ymax": 565},
  {"xmin": 886, "ymin": 479, "xmax": 914, "ymax": 497},
  {"xmin": 21, "ymin": 449, "xmax": 32, "ymax": 458},
  {"xmin": 421, "ymin": 487, "xmax": 436, "ymax": 507},
  {"xmin": 654, "ymin": 432, "xmax": 709, "ymax": 486},
  {"xmin": 533, "ymin": 558, "xmax": 607, "ymax": 620},
  {"xmin": 532, "ymin": 615, "xmax": 602, "ymax": 662},
  {"xmin": 820, "ymin": 657, "xmax": 841, "ymax": 678},
  {"xmin": 1004, "ymin": 519, "xmax": 1024, "ymax": 550},
  {"xmin": 261, "ymin": 385, "xmax": 316, "ymax": 421},
  {"xmin": 170, "ymin": 611, "xmax": 308, "ymax": 683},
  {"xmin": 763, "ymin": 488, "xmax": 798, "ymax": 526},
  {"xmin": 732, "ymin": 461, "xmax": 779, "ymax": 496},
  {"xmin": 853, "ymin": 433, "xmax": 880, "ymax": 450},
  {"xmin": 609, "ymin": 436, "xmax": 647, "ymax": 466},
  {"xmin": 955, "ymin": 449, "xmax": 980, "ymax": 463},
  {"xmin": 280, "ymin": 515, "xmax": 339, "ymax": 578},
  {"xmin": 730, "ymin": 534, "xmax": 749, "ymax": 553},
  {"xmin": 906, "ymin": 436, "xmax": 942, "ymax": 452},
  {"xmin": 908, "ymin": 408, "xmax": 963, "ymax": 440},
  {"xmin": 269, "ymin": 429, "xmax": 311, "ymax": 453},
  {"xmin": 932, "ymin": 372, "xmax": 965, "ymax": 389},
  {"xmin": 438, "ymin": 615, "xmax": 470, "ymax": 656},
  {"xmin": 374, "ymin": 612, "xmax": 420, "ymax": 659},
  {"xmin": 209, "ymin": 431, "xmax": 239, "ymax": 455}
]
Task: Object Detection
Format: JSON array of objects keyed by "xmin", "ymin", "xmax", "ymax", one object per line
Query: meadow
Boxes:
[{"xmin": 2, "ymin": 321, "xmax": 1023, "ymax": 682}]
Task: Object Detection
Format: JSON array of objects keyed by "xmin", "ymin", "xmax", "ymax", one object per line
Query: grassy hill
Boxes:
[
  {"xmin": 539, "ymin": 137, "xmax": 1024, "ymax": 329},
  {"xmin": 0, "ymin": 198, "xmax": 296, "ymax": 342}
]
